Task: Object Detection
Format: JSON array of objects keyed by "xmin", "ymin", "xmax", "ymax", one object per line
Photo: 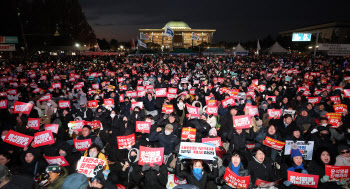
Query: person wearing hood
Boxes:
[
  {"xmin": 56, "ymin": 142, "xmax": 81, "ymax": 174},
  {"xmin": 335, "ymin": 145, "xmax": 350, "ymax": 166},
  {"xmin": 120, "ymin": 97, "xmax": 131, "ymax": 118},
  {"xmin": 77, "ymin": 125, "xmax": 104, "ymax": 150},
  {"xmin": 307, "ymin": 147, "xmax": 344, "ymax": 189},
  {"xmin": 187, "ymin": 114, "xmax": 211, "ymax": 142},
  {"xmin": 219, "ymin": 105, "xmax": 239, "ymax": 142},
  {"xmin": 17, "ymin": 148, "xmax": 47, "ymax": 178},
  {"xmin": 89, "ymin": 165, "xmax": 116, "ymax": 189},
  {"xmin": 83, "ymin": 143, "xmax": 109, "ymax": 170},
  {"xmin": 129, "ymin": 106, "xmax": 145, "ymax": 124},
  {"xmin": 255, "ymin": 124, "xmax": 281, "ymax": 162},
  {"xmin": 258, "ymin": 101, "xmax": 270, "ymax": 127},
  {"xmin": 138, "ymin": 162, "xmax": 168, "ymax": 189},
  {"xmin": 127, "ymin": 148, "xmax": 144, "ymax": 187},
  {"xmin": 149, "ymin": 124, "xmax": 180, "ymax": 157}
]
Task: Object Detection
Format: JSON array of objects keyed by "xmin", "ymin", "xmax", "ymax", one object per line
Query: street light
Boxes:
[
  {"xmin": 308, "ymin": 46, "xmax": 312, "ymax": 49},
  {"xmin": 75, "ymin": 43, "xmax": 80, "ymax": 47}
]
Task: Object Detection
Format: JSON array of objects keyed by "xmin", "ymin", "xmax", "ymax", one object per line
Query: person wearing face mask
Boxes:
[
  {"xmin": 75, "ymin": 102, "xmax": 93, "ymax": 121},
  {"xmin": 143, "ymin": 93, "xmax": 158, "ymax": 117},
  {"xmin": 157, "ymin": 113, "xmax": 181, "ymax": 138},
  {"xmin": 149, "ymin": 124, "xmax": 180, "ymax": 158},
  {"xmin": 129, "ymin": 106, "xmax": 145, "ymax": 123},
  {"xmin": 56, "ymin": 142, "xmax": 81, "ymax": 174},
  {"xmin": 83, "ymin": 144, "xmax": 109, "ymax": 170},
  {"xmin": 120, "ymin": 97, "xmax": 131, "ymax": 117},
  {"xmin": 174, "ymin": 98, "xmax": 186, "ymax": 124},
  {"xmin": 205, "ymin": 128, "xmax": 226, "ymax": 159},
  {"xmin": 127, "ymin": 148, "xmax": 145, "ymax": 187},
  {"xmin": 308, "ymin": 126, "xmax": 337, "ymax": 156},
  {"xmin": 0, "ymin": 130, "xmax": 16, "ymax": 155}
]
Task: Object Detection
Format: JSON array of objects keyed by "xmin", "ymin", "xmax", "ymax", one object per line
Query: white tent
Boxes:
[
  {"xmin": 234, "ymin": 44, "xmax": 248, "ymax": 55},
  {"xmin": 268, "ymin": 42, "xmax": 288, "ymax": 54}
]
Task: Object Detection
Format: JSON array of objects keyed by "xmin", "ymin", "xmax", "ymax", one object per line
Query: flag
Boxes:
[
  {"xmin": 164, "ymin": 25, "xmax": 174, "ymax": 38},
  {"xmin": 192, "ymin": 32, "xmax": 199, "ymax": 40},
  {"xmin": 130, "ymin": 39, "xmax": 135, "ymax": 49},
  {"xmin": 138, "ymin": 39, "xmax": 147, "ymax": 48},
  {"xmin": 257, "ymin": 40, "xmax": 261, "ymax": 55},
  {"xmin": 140, "ymin": 33, "xmax": 149, "ymax": 40}
]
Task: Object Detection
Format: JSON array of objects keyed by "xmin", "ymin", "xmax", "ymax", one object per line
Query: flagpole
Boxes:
[{"xmin": 137, "ymin": 37, "xmax": 139, "ymax": 55}]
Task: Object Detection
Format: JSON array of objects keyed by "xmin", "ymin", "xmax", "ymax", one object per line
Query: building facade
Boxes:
[{"xmin": 139, "ymin": 21, "xmax": 215, "ymax": 49}]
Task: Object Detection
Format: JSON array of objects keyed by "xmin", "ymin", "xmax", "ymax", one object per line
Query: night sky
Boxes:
[{"xmin": 79, "ymin": 0, "xmax": 350, "ymax": 42}]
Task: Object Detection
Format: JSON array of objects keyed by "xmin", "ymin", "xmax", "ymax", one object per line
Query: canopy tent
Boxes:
[
  {"xmin": 268, "ymin": 42, "xmax": 289, "ymax": 54},
  {"xmin": 233, "ymin": 44, "xmax": 248, "ymax": 56}
]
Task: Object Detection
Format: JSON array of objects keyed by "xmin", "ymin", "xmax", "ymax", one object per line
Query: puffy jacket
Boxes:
[{"xmin": 149, "ymin": 130, "xmax": 180, "ymax": 155}]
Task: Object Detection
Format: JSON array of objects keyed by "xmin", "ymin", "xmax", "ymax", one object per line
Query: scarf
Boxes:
[
  {"xmin": 230, "ymin": 162, "xmax": 241, "ymax": 176},
  {"xmin": 192, "ymin": 168, "xmax": 203, "ymax": 181},
  {"xmin": 287, "ymin": 163, "xmax": 305, "ymax": 172}
]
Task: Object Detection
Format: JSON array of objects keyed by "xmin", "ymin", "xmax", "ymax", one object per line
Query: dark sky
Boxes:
[{"xmin": 79, "ymin": 0, "xmax": 350, "ymax": 43}]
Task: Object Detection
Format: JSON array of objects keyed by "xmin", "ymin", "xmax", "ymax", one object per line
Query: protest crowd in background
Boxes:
[{"xmin": 1, "ymin": 54, "xmax": 350, "ymax": 189}]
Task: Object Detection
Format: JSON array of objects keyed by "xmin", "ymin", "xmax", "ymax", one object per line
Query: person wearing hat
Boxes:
[
  {"xmin": 0, "ymin": 164, "xmax": 38, "ymax": 189},
  {"xmin": 335, "ymin": 145, "xmax": 350, "ymax": 166},
  {"xmin": 41, "ymin": 164, "xmax": 68, "ymax": 189},
  {"xmin": 62, "ymin": 173, "xmax": 89, "ymax": 189},
  {"xmin": 149, "ymin": 124, "xmax": 180, "ymax": 156}
]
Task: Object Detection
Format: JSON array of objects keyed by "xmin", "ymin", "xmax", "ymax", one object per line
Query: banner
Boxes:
[
  {"xmin": 39, "ymin": 94, "xmax": 52, "ymax": 101},
  {"xmin": 74, "ymin": 139, "xmax": 92, "ymax": 151},
  {"xmin": 58, "ymin": 100, "xmax": 71, "ymax": 109},
  {"xmin": 255, "ymin": 179, "xmax": 281, "ymax": 188},
  {"xmin": 265, "ymin": 96, "xmax": 277, "ymax": 103},
  {"xmin": 224, "ymin": 167, "xmax": 251, "ymax": 188},
  {"xmin": 0, "ymin": 44, "xmax": 15, "ymax": 51},
  {"xmin": 87, "ymin": 100, "xmax": 98, "ymax": 108},
  {"xmin": 168, "ymin": 87, "xmax": 177, "ymax": 94},
  {"xmin": 186, "ymin": 103, "xmax": 200, "ymax": 117},
  {"xmin": 138, "ymin": 39, "xmax": 147, "ymax": 48},
  {"xmin": 283, "ymin": 109, "xmax": 296, "ymax": 119},
  {"xmin": 8, "ymin": 89, "xmax": 17, "ymax": 96},
  {"xmin": 33, "ymin": 131, "xmax": 55, "ymax": 148},
  {"xmin": 308, "ymin": 97, "xmax": 321, "ymax": 104},
  {"xmin": 103, "ymin": 99, "xmax": 114, "ymax": 106},
  {"xmin": 162, "ymin": 104, "xmax": 173, "ymax": 114},
  {"xmin": 221, "ymin": 97, "xmax": 236, "ymax": 108},
  {"xmin": 206, "ymin": 100, "xmax": 217, "ymax": 106},
  {"xmin": 206, "ymin": 106, "xmax": 218, "ymax": 116},
  {"xmin": 179, "ymin": 142, "xmax": 216, "ymax": 160},
  {"xmin": 202, "ymin": 137, "xmax": 221, "ymax": 148},
  {"xmin": 326, "ymin": 113, "xmax": 342, "ymax": 128},
  {"xmin": 181, "ymin": 127, "xmax": 196, "ymax": 142},
  {"xmin": 68, "ymin": 120, "xmax": 85, "ymax": 132},
  {"xmin": 3, "ymin": 130, "xmax": 33, "ymax": 148},
  {"xmin": 138, "ymin": 146, "xmax": 164, "ymax": 166},
  {"xmin": 27, "ymin": 118, "xmax": 40, "ymax": 130},
  {"xmin": 287, "ymin": 171, "xmax": 319, "ymax": 188},
  {"xmin": 262, "ymin": 136, "xmax": 286, "ymax": 151},
  {"xmin": 267, "ymin": 109, "xmax": 282, "ymax": 119},
  {"xmin": 117, "ymin": 133, "xmax": 136, "ymax": 149},
  {"xmin": 0, "ymin": 100, "xmax": 7, "ymax": 109},
  {"xmin": 325, "ymin": 165, "xmax": 350, "ymax": 181},
  {"xmin": 84, "ymin": 120, "xmax": 101, "ymax": 130},
  {"xmin": 45, "ymin": 124, "xmax": 59, "ymax": 134},
  {"xmin": 333, "ymin": 104, "xmax": 347, "ymax": 113},
  {"xmin": 52, "ymin": 83, "xmax": 61, "ymax": 89},
  {"xmin": 131, "ymin": 102, "xmax": 143, "ymax": 110},
  {"xmin": 284, "ymin": 140, "xmax": 314, "ymax": 160},
  {"xmin": 136, "ymin": 121, "xmax": 151, "ymax": 133},
  {"xmin": 43, "ymin": 155, "xmax": 69, "ymax": 167},
  {"xmin": 232, "ymin": 115, "xmax": 251, "ymax": 129},
  {"xmin": 14, "ymin": 101, "xmax": 33, "ymax": 115},
  {"xmin": 155, "ymin": 88, "xmax": 167, "ymax": 97},
  {"xmin": 77, "ymin": 157, "xmax": 106, "ymax": 177},
  {"xmin": 191, "ymin": 32, "xmax": 199, "ymax": 40},
  {"xmin": 247, "ymin": 105, "xmax": 259, "ymax": 117},
  {"xmin": 344, "ymin": 89, "xmax": 350, "ymax": 98},
  {"xmin": 164, "ymin": 25, "xmax": 174, "ymax": 38}
]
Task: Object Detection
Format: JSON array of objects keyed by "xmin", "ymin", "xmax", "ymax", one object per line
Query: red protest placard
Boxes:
[
  {"xmin": 206, "ymin": 106, "xmax": 218, "ymax": 116},
  {"xmin": 131, "ymin": 101, "xmax": 143, "ymax": 110},
  {"xmin": 103, "ymin": 99, "xmax": 114, "ymax": 106},
  {"xmin": 53, "ymin": 75, "xmax": 60, "ymax": 80},
  {"xmin": 45, "ymin": 124, "xmax": 59, "ymax": 134},
  {"xmin": 206, "ymin": 100, "xmax": 217, "ymax": 106},
  {"xmin": 287, "ymin": 171, "xmax": 319, "ymax": 188},
  {"xmin": 189, "ymin": 89, "xmax": 196, "ymax": 95},
  {"xmin": 162, "ymin": 104, "xmax": 173, "ymax": 114},
  {"xmin": 39, "ymin": 94, "xmax": 52, "ymax": 101},
  {"xmin": 87, "ymin": 100, "xmax": 99, "ymax": 108},
  {"xmin": 344, "ymin": 89, "xmax": 350, "ymax": 98},
  {"xmin": 181, "ymin": 127, "xmax": 196, "ymax": 142},
  {"xmin": 267, "ymin": 109, "xmax": 282, "ymax": 119},
  {"xmin": 259, "ymin": 85, "xmax": 266, "ymax": 92},
  {"xmin": 137, "ymin": 86, "xmax": 145, "ymax": 91},
  {"xmin": 330, "ymin": 96, "xmax": 341, "ymax": 103},
  {"xmin": 52, "ymin": 83, "xmax": 61, "ymax": 89},
  {"xmin": 58, "ymin": 100, "xmax": 71, "ymax": 109},
  {"xmin": 8, "ymin": 89, "xmax": 17, "ymax": 95},
  {"xmin": 69, "ymin": 120, "xmax": 85, "ymax": 132},
  {"xmin": 255, "ymin": 179, "xmax": 281, "ymax": 188},
  {"xmin": 27, "ymin": 118, "xmax": 40, "ymax": 130},
  {"xmin": 221, "ymin": 97, "xmax": 236, "ymax": 108},
  {"xmin": 0, "ymin": 92, "xmax": 7, "ymax": 97},
  {"xmin": 116, "ymin": 184, "xmax": 126, "ymax": 189},
  {"xmin": 232, "ymin": 115, "xmax": 251, "ymax": 129},
  {"xmin": 32, "ymin": 130, "xmax": 55, "ymax": 148},
  {"xmin": 43, "ymin": 155, "xmax": 69, "ymax": 167},
  {"xmin": 0, "ymin": 100, "xmax": 7, "ymax": 109},
  {"xmin": 308, "ymin": 97, "xmax": 321, "ymax": 104},
  {"xmin": 119, "ymin": 85, "xmax": 127, "ymax": 91},
  {"xmin": 155, "ymin": 88, "xmax": 167, "ymax": 97},
  {"xmin": 126, "ymin": 91, "xmax": 137, "ymax": 98},
  {"xmin": 3, "ymin": 130, "xmax": 33, "ymax": 148},
  {"xmin": 14, "ymin": 101, "xmax": 33, "ymax": 115},
  {"xmin": 84, "ymin": 120, "xmax": 101, "ymax": 130},
  {"xmin": 265, "ymin": 96, "xmax": 277, "ymax": 103},
  {"xmin": 135, "ymin": 121, "xmax": 151, "ymax": 133},
  {"xmin": 326, "ymin": 113, "xmax": 342, "ymax": 128},
  {"xmin": 167, "ymin": 93, "xmax": 177, "ymax": 99},
  {"xmin": 202, "ymin": 137, "xmax": 221, "ymax": 148},
  {"xmin": 168, "ymin": 87, "xmax": 177, "ymax": 94},
  {"xmin": 186, "ymin": 103, "xmax": 200, "ymax": 117},
  {"xmin": 138, "ymin": 146, "xmax": 164, "ymax": 166},
  {"xmin": 325, "ymin": 165, "xmax": 350, "ymax": 181},
  {"xmin": 74, "ymin": 139, "xmax": 92, "ymax": 151},
  {"xmin": 224, "ymin": 167, "xmax": 250, "ymax": 188},
  {"xmin": 333, "ymin": 104, "xmax": 348, "ymax": 113},
  {"xmin": 262, "ymin": 136, "xmax": 285, "ymax": 151},
  {"xmin": 117, "ymin": 133, "xmax": 136, "ymax": 149}
]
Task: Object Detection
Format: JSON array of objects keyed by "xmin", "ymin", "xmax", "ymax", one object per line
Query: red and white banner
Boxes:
[
  {"xmin": 0, "ymin": 92, "xmax": 7, "ymax": 97},
  {"xmin": 136, "ymin": 121, "xmax": 151, "ymax": 133},
  {"xmin": 92, "ymin": 83, "xmax": 99, "ymax": 90},
  {"xmin": 137, "ymin": 86, "xmax": 145, "ymax": 91},
  {"xmin": 186, "ymin": 103, "xmax": 200, "ymax": 117},
  {"xmin": 168, "ymin": 88, "xmax": 177, "ymax": 94},
  {"xmin": 255, "ymin": 179, "xmax": 281, "ymax": 188},
  {"xmin": 14, "ymin": 101, "xmax": 33, "ymax": 115},
  {"xmin": 138, "ymin": 146, "xmax": 164, "ymax": 166},
  {"xmin": 259, "ymin": 85, "xmax": 266, "ymax": 92},
  {"xmin": 58, "ymin": 100, "xmax": 71, "ymax": 109},
  {"xmin": 330, "ymin": 96, "xmax": 341, "ymax": 103},
  {"xmin": 267, "ymin": 109, "xmax": 282, "ymax": 119},
  {"xmin": 117, "ymin": 133, "xmax": 136, "ymax": 149},
  {"xmin": 119, "ymin": 85, "xmax": 127, "ymax": 91},
  {"xmin": 3, "ymin": 130, "xmax": 33, "ymax": 148},
  {"xmin": 202, "ymin": 137, "xmax": 221, "ymax": 148},
  {"xmin": 53, "ymin": 75, "xmax": 60, "ymax": 80},
  {"xmin": 77, "ymin": 157, "xmax": 106, "ymax": 177},
  {"xmin": 84, "ymin": 120, "xmax": 101, "ymax": 130},
  {"xmin": 155, "ymin": 88, "xmax": 167, "ymax": 97},
  {"xmin": 265, "ymin": 96, "xmax": 277, "ymax": 103},
  {"xmin": 43, "ymin": 155, "xmax": 69, "ymax": 167},
  {"xmin": 189, "ymin": 89, "xmax": 196, "ymax": 95},
  {"xmin": 0, "ymin": 99, "xmax": 7, "ymax": 109},
  {"xmin": 39, "ymin": 75, "xmax": 47, "ymax": 80},
  {"xmin": 45, "ymin": 124, "xmax": 59, "ymax": 134},
  {"xmin": 344, "ymin": 89, "xmax": 350, "ymax": 98},
  {"xmin": 287, "ymin": 171, "xmax": 319, "ymax": 188},
  {"xmin": 181, "ymin": 127, "xmax": 196, "ymax": 142},
  {"xmin": 87, "ymin": 100, "xmax": 99, "ymax": 108},
  {"xmin": 206, "ymin": 100, "xmax": 217, "ymax": 106},
  {"xmin": 224, "ymin": 167, "xmax": 251, "ymax": 188},
  {"xmin": 162, "ymin": 104, "xmax": 173, "ymax": 114},
  {"xmin": 314, "ymin": 90, "xmax": 322, "ymax": 96},
  {"xmin": 308, "ymin": 97, "xmax": 321, "ymax": 104},
  {"xmin": 221, "ymin": 97, "xmax": 236, "ymax": 108},
  {"xmin": 262, "ymin": 136, "xmax": 286, "ymax": 151},
  {"xmin": 27, "ymin": 118, "xmax": 40, "ymax": 130},
  {"xmin": 131, "ymin": 101, "xmax": 143, "ymax": 110},
  {"xmin": 103, "ymin": 99, "xmax": 114, "ymax": 106},
  {"xmin": 74, "ymin": 139, "xmax": 92, "ymax": 151},
  {"xmin": 247, "ymin": 105, "xmax": 259, "ymax": 117},
  {"xmin": 232, "ymin": 115, "xmax": 251, "ymax": 129},
  {"xmin": 39, "ymin": 94, "xmax": 52, "ymax": 101},
  {"xmin": 325, "ymin": 165, "xmax": 350, "ymax": 181},
  {"xmin": 206, "ymin": 106, "xmax": 218, "ymax": 116},
  {"xmin": 52, "ymin": 83, "xmax": 61, "ymax": 89},
  {"xmin": 326, "ymin": 113, "xmax": 342, "ymax": 128},
  {"xmin": 32, "ymin": 131, "xmax": 55, "ymax": 148},
  {"xmin": 8, "ymin": 89, "xmax": 17, "ymax": 95},
  {"xmin": 167, "ymin": 93, "xmax": 177, "ymax": 99},
  {"xmin": 333, "ymin": 104, "xmax": 348, "ymax": 113}
]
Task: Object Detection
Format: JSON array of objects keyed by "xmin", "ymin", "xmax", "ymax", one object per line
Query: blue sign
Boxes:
[
  {"xmin": 292, "ymin": 33, "xmax": 311, "ymax": 42},
  {"xmin": 0, "ymin": 36, "xmax": 18, "ymax": 43}
]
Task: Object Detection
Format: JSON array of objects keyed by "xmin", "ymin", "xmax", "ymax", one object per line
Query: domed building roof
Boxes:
[{"xmin": 163, "ymin": 21, "xmax": 191, "ymax": 29}]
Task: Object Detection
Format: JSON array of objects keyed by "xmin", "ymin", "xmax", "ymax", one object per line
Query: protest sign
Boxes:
[
  {"xmin": 246, "ymin": 143, "xmax": 256, "ymax": 150},
  {"xmin": 87, "ymin": 100, "xmax": 99, "ymax": 108},
  {"xmin": 39, "ymin": 94, "xmax": 52, "ymax": 101},
  {"xmin": 74, "ymin": 139, "xmax": 92, "ymax": 151},
  {"xmin": 308, "ymin": 97, "xmax": 321, "ymax": 104},
  {"xmin": 58, "ymin": 100, "xmax": 71, "ymax": 109},
  {"xmin": 138, "ymin": 146, "xmax": 164, "ymax": 166},
  {"xmin": 167, "ymin": 93, "xmax": 177, "ymax": 99},
  {"xmin": 224, "ymin": 167, "xmax": 251, "ymax": 188},
  {"xmin": 333, "ymin": 104, "xmax": 347, "ymax": 113},
  {"xmin": 325, "ymin": 165, "xmax": 350, "ymax": 181},
  {"xmin": 202, "ymin": 137, "xmax": 221, "ymax": 148},
  {"xmin": 179, "ymin": 142, "xmax": 216, "ymax": 160},
  {"xmin": 14, "ymin": 101, "xmax": 33, "ymax": 115},
  {"xmin": 84, "ymin": 120, "xmax": 101, "ymax": 130},
  {"xmin": 155, "ymin": 88, "xmax": 167, "ymax": 97},
  {"xmin": 181, "ymin": 127, "xmax": 196, "ymax": 142},
  {"xmin": 262, "ymin": 136, "xmax": 286, "ymax": 151},
  {"xmin": 77, "ymin": 157, "xmax": 106, "ymax": 177},
  {"xmin": 52, "ymin": 83, "xmax": 61, "ymax": 89},
  {"xmin": 267, "ymin": 109, "xmax": 282, "ymax": 119},
  {"xmin": 0, "ymin": 100, "xmax": 7, "ymax": 109},
  {"xmin": 284, "ymin": 141, "xmax": 314, "ymax": 160},
  {"xmin": 186, "ymin": 103, "xmax": 200, "ymax": 117},
  {"xmin": 344, "ymin": 89, "xmax": 350, "ymax": 98},
  {"xmin": 117, "ymin": 133, "xmax": 136, "ymax": 149},
  {"xmin": 265, "ymin": 96, "xmax": 277, "ymax": 103},
  {"xmin": 221, "ymin": 97, "xmax": 236, "ymax": 108},
  {"xmin": 27, "ymin": 118, "xmax": 40, "ymax": 130},
  {"xmin": 255, "ymin": 179, "xmax": 281, "ymax": 188},
  {"xmin": 206, "ymin": 100, "xmax": 217, "ymax": 106},
  {"xmin": 131, "ymin": 102, "xmax": 143, "ymax": 110},
  {"xmin": 8, "ymin": 89, "xmax": 17, "ymax": 95},
  {"xmin": 326, "ymin": 113, "xmax": 342, "ymax": 128},
  {"xmin": 33, "ymin": 131, "xmax": 55, "ymax": 148},
  {"xmin": 43, "ymin": 155, "xmax": 69, "ymax": 167},
  {"xmin": 45, "ymin": 124, "xmax": 59, "ymax": 134},
  {"xmin": 168, "ymin": 88, "xmax": 177, "ymax": 94},
  {"xmin": 232, "ymin": 115, "xmax": 252, "ymax": 129},
  {"xmin": 68, "ymin": 120, "xmax": 85, "ymax": 132},
  {"xmin": 162, "ymin": 104, "xmax": 173, "ymax": 114},
  {"xmin": 330, "ymin": 96, "xmax": 341, "ymax": 103},
  {"xmin": 136, "ymin": 121, "xmax": 151, "ymax": 133},
  {"xmin": 247, "ymin": 105, "xmax": 259, "ymax": 117},
  {"xmin": 103, "ymin": 99, "xmax": 114, "ymax": 106},
  {"xmin": 283, "ymin": 109, "xmax": 296, "ymax": 119},
  {"xmin": 3, "ymin": 130, "xmax": 33, "ymax": 148},
  {"xmin": 287, "ymin": 171, "xmax": 319, "ymax": 188},
  {"xmin": 206, "ymin": 106, "xmax": 218, "ymax": 116}
]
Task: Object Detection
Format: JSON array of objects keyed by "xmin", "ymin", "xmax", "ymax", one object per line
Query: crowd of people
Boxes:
[{"xmin": 0, "ymin": 54, "xmax": 350, "ymax": 189}]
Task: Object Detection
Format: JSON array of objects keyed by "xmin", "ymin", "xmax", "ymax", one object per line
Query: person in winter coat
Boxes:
[
  {"xmin": 248, "ymin": 147, "xmax": 278, "ymax": 186},
  {"xmin": 295, "ymin": 109, "xmax": 316, "ymax": 133},
  {"xmin": 120, "ymin": 97, "xmax": 132, "ymax": 117},
  {"xmin": 187, "ymin": 115, "xmax": 211, "ymax": 142},
  {"xmin": 217, "ymin": 151, "xmax": 252, "ymax": 189},
  {"xmin": 89, "ymin": 166, "xmax": 116, "ymax": 189},
  {"xmin": 255, "ymin": 124, "xmax": 281, "ymax": 161},
  {"xmin": 17, "ymin": 148, "xmax": 47, "ymax": 178},
  {"xmin": 157, "ymin": 113, "xmax": 182, "ymax": 138},
  {"xmin": 176, "ymin": 157, "xmax": 218, "ymax": 189},
  {"xmin": 335, "ymin": 145, "xmax": 350, "ymax": 166},
  {"xmin": 149, "ymin": 124, "xmax": 180, "ymax": 156},
  {"xmin": 127, "ymin": 148, "xmax": 144, "ymax": 187},
  {"xmin": 137, "ymin": 163, "xmax": 168, "ymax": 189},
  {"xmin": 43, "ymin": 164, "xmax": 68, "ymax": 189},
  {"xmin": 75, "ymin": 102, "xmax": 94, "ymax": 121},
  {"xmin": 307, "ymin": 146, "xmax": 344, "ymax": 189},
  {"xmin": 77, "ymin": 125, "xmax": 104, "ymax": 150},
  {"xmin": 83, "ymin": 143, "xmax": 109, "ymax": 170},
  {"xmin": 270, "ymin": 114, "xmax": 298, "ymax": 140},
  {"xmin": 56, "ymin": 142, "xmax": 81, "ymax": 174},
  {"xmin": 284, "ymin": 127, "xmax": 305, "ymax": 141},
  {"xmin": 219, "ymin": 105, "xmax": 239, "ymax": 142},
  {"xmin": 0, "ymin": 164, "xmax": 39, "ymax": 189},
  {"xmin": 226, "ymin": 126, "xmax": 255, "ymax": 160}
]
